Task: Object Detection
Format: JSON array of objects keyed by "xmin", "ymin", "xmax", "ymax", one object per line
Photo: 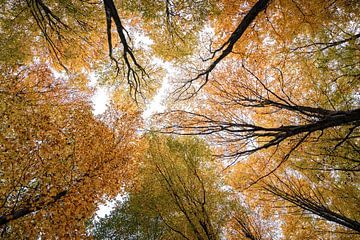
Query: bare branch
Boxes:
[
  {"xmin": 264, "ymin": 176, "xmax": 360, "ymax": 232},
  {"xmin": 291, "ymin": 33, "xmax": 360, "ymax": 52},
  {"xmin": 160, "ymin": 108, "xmax": 360, "ymax": 159},
  {"xmin": 103, "ymin": 0, "xmax": 149, "ymax": 100},
  {"xmin": 175, "ymin": 0, "xmax": 271, "ymax": 99}
]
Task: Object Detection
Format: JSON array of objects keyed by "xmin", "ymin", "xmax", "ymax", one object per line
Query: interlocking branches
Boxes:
[
  {"xmin": 26, "ymin": 0, "xmax": 148, "ymax": 98},
  {"xmin": 175, "ymin": 0, "xmax": 270, "ymax": 99},
  {"xmin": 233, "ymin": 211, "xmax": 263, "ymax": 240},
  {"xmin": 291, "ymin": 33, "xmax": 360, "ymax": 53},
  {"xmin": 26, "ymin": 0, "xmax": 70, "ymax": 70},
  {"xmin": 152, "ymin": 153, "xmax": 217, "ymax": 240},
  {"xmin": 103, "ymin": 0, "xmax": 149, "ymax": 100},
  {"xmin": 162, "ymin": 53, "xmax": 360, "ymax": 168},
  {"xmin": 161, "ymin": 108, "xmax": 360, "ymax": 158},
  {"xmin": 264, "ymin": 175, "xmax": 360, "ymax": 232}
]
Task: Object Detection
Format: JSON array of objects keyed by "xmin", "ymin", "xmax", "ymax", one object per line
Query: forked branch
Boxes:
[
  {"xmin": 103, "ymin": 0, "xmax": 149, "ymax": 100},
  {"xmin": 176, "ymin": 0, "xmax": 270, "ymax": 99}
]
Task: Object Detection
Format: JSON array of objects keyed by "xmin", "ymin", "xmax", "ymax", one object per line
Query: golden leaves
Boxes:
[{"xmin": 0, "ymin": 63, "xmax": 140, "ymax": 238}]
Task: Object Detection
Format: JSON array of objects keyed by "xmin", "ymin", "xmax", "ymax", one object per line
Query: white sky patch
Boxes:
[
  {"xmin": 96, "ymin": 201, "xmax": 116, "ymax": 219},
  {"xmin": 50, "ymin": 67, "xmax": 67, "ymax": 80},
  {"xmin": 142, "ymin": 60, "xmax": 175, "ymax": 120},
  {"xmin": 95, "ymin": 194, "xmax": 125, "ymax": 220},
  {"xmin": 87, "ymin": 71, "xmax": 112, "ymax": 115},
  {"xmin": 134, "ymin": 32, "xmax": 154, "ymax": 50},
  {"xmin": 92, "ymin": 87, "xmax": 111, "ymax": 115},
  {"xmin": 88, "ymin": 71, "xmax": 98, "ymax": 87},
  {"xmin": 142, "ymin": 77, "xmax": 169, "ymax": 119}
]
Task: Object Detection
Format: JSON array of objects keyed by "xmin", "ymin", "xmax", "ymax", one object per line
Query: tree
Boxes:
[
  {"xmin": 161, "ymin": 0, "xmax": 359, "ymax": 162},
  {"xmin": 159, "ymin": 0, "xmax": 359, "ymax": 177},
  {"xmin": 0, "ymin": 64, "xmax": 139, "ymax": 238},
  {"xmin": 92, "ymin": 135, "xmax": 235, "ymax": 240},
  {"xmin": 156, "ymin": 0, "xmax": 359, "ymax": 238},
  {"xmin": 1, "ymin": 0, "xmax": 359, "ymax": 238}
]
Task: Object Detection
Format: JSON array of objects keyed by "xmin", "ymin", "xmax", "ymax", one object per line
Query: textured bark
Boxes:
[{"xmin": 0, "ymin": 190, "xmax": 67, "ymax": 226}]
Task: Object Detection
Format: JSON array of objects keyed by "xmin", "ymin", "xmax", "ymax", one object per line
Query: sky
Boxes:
[
  {"xmin": 95, "ymin": 194, "xmax": 125, "ymax": 219},
  {"xmin": 91, "ymin": 59, "xmax": 174, "ymax": 119},
  {"xmin": 91, "ymin": 60, "xmax": 174, "ymax": 219}
]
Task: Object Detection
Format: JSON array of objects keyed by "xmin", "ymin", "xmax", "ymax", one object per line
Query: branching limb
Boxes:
[
  {"xmin": 291, "ymin": 33, "xmax": 360, "ymax": 52},
  {"xmin": 103, "ymin": 0, "xmax": 149, "ymax": 100},
  {"xmin": 160, "ymin": 108, "xmax": 360, "ymax": 158},
  {"xmin": 175, "ymin": 0, "xmax": 270, "ymax": 99},
  {"xmin": 264, "ymin": 175, "xmax": 360, "ymax": 232},
  {"xmin": 26, "ymin": 0, "xmax": 69, "ymax": 71}
]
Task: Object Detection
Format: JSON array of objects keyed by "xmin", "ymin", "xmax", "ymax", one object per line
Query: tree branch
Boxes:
[{"xmin": 176, "ymin": 0, "xmax": 270, "ymax": 99}]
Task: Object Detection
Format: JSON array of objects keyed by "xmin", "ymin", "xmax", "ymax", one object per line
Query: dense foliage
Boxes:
[{"xmin": 0, "ymin": 0, "xmax": 359, "ymax": 239}]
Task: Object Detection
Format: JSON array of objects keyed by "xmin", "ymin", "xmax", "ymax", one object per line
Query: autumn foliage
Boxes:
[{"xmin": 0, "ymin": 0, "xmax": 359, "ymax": 239}]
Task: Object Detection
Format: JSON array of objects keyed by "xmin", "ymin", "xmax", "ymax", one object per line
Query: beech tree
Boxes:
[
  {"xmin": 92, "ymin": 135, "xmax": 275, "ymax": 240},
  {"xmin": 0, "ymin": 64, "xmax": 139, "ymax": 238},
  {"xmin": 163, "ymin": 0, "xmax": 359, "ymax": 161},
  {"xmin": 92, "ymin": 136, "xmax": 232, "ymax": 240}
]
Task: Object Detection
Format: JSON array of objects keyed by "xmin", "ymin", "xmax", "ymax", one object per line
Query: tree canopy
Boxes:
[{"xmin": 0, "ymin": 0, "xmax": 359, "ymax": 239}]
